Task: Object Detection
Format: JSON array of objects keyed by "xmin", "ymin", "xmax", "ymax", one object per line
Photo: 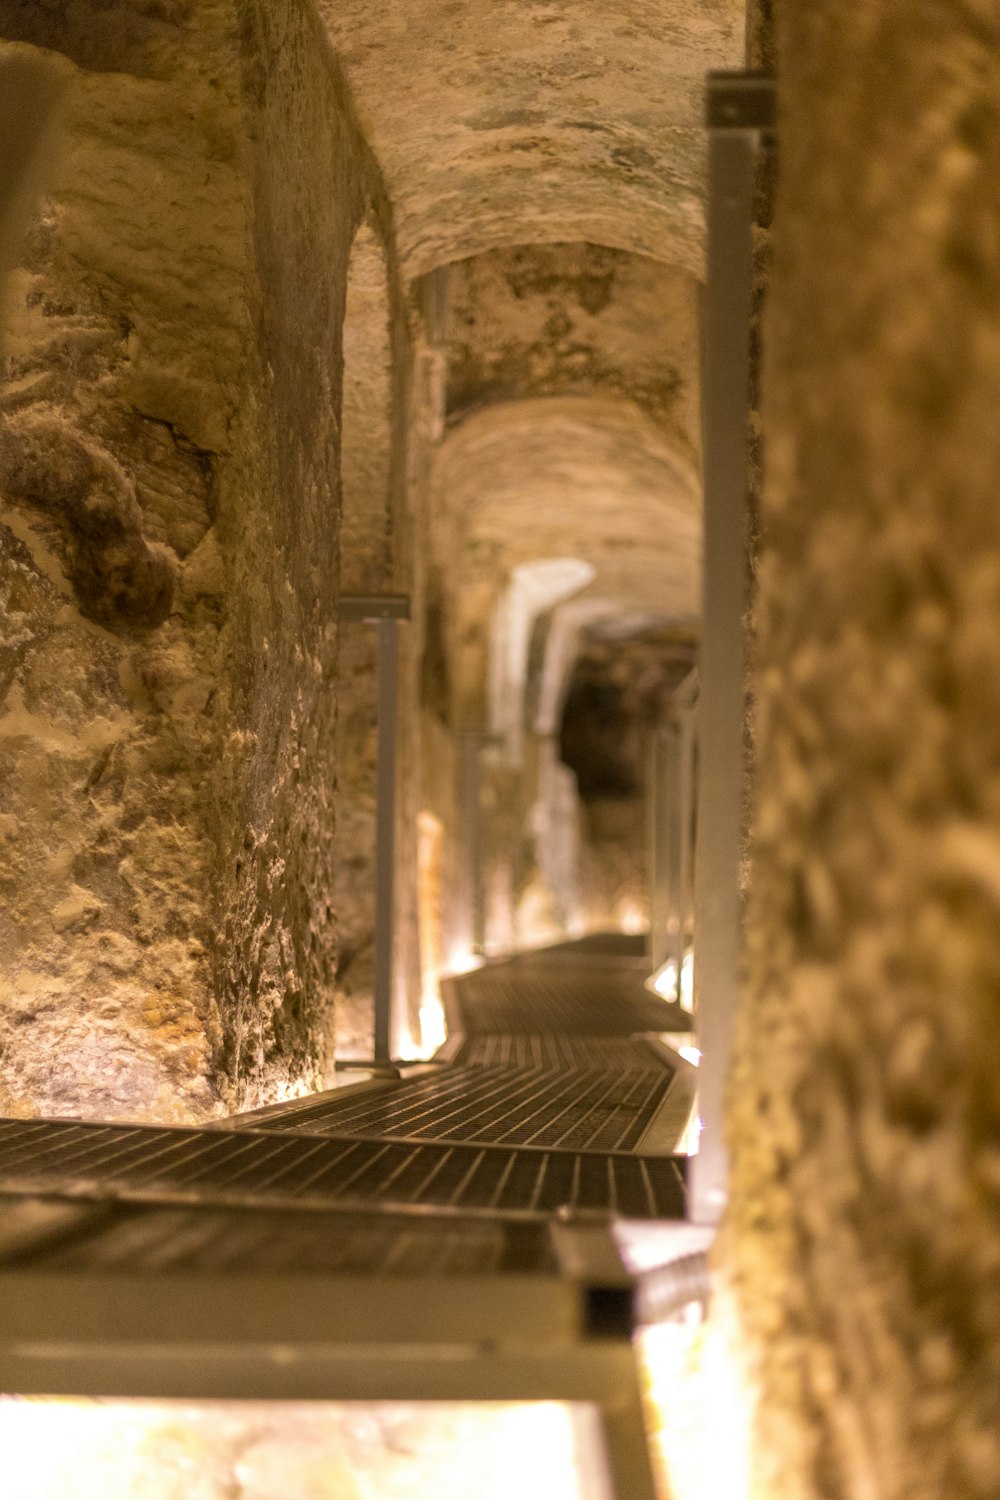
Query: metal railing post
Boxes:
[
  {"xmin": 338, "ymin": 594, "xmax": 410, "ymax": 1072},
  {"xmin": 691, "ymin": 73, "xmax": 774, "ymax": 1225},
  {"xmin": 373, "ymin": 615, "xmax": 399, "ymax": 1064}
]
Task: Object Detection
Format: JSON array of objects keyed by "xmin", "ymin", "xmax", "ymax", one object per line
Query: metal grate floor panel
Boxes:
[
  {"xmin": 455, "ymin": 1034, "xmax": 663, "ymax": 1071},
  {"xmin": 0, "ymin": 1118, "xmax": 686, "ymax": 1220},
  {"xmin": 244, "ymin": 1061, "xmax": 673, "ymax": 1151},
  {"xmin": 453, "ymin": 968, "xmax": 685, "ymax": 1036},
  {"xmin": 0, "ymin": 1195, "xmax": 555, "ymax": 1276}
]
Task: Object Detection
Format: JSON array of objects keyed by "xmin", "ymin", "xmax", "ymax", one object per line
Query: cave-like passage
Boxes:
[{"xmin": 0, "ymin": 18, "xmax": 762, "ymax": 1496}]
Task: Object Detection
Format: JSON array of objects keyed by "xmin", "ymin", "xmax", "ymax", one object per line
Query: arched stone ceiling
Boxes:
[
  {"xmin": 442, "ymin": 242, "xmax": 701, "ymax": 462},
  {"xmin": 317, "ymin": 0, "xmax": 746, "ymax": 279},
  {"xmin": 433, "ymin": 394, "xmax": 700, "ymax": 616}
]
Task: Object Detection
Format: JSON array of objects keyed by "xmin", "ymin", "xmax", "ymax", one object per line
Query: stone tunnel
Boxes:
[{"xmin": 0, "ymin": 2, "xmax": 999, "ymax": 1498}]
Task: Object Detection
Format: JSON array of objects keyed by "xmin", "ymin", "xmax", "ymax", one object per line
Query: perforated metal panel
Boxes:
[
  {"xmin": 456, "ymin": 1034, "xmax": 662, "ymax": 1070},
  {"xmin": 454, "ymin": 968, "xmax": 681, "ymax": 1036},
  {"xmin": 0, "ymin": 1119, "xmax": 687, "ymax": 1219},
  {"xmin": 244, "ymin": 1062, "xmax": 672, "ymax": 1151}
]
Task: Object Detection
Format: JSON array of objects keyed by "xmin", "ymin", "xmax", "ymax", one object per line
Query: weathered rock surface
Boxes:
[
  {"xmin": 315, "ymin": 0, "xmax": 744, "ymax": 278},
  {"xmin": 0, "ymin": 8, "xmax": 251, "ymax": 1120},
  {"xmin": 727, "ymin": 5, "xmax": 1000, "ymax": 1497},
  {"xmin": 0, "ymin": 1, "xmax": 391, "ymax": 1118},
  {"xmin": 444, "ymin": 242, "xmax": 701, "ymax": 454}
]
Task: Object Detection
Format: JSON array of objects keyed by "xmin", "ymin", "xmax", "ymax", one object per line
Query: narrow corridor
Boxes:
[{"xmin": 0, "ymin": 936, "xmax": 693, "ymax": 1232}]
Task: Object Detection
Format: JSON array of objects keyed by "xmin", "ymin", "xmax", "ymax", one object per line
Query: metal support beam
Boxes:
[
  {"xmin": 0, "ymin": 51, "xmax": 70, "ymax": 280},
  {"xmin": 338, "ymin": 594, "xmax": 411, "ymax": 622},
  {"xmin": 690, "ymin": 73, "xmax": 774, "ymax": 1226},
  {"xmin": 0, "ymin": 1216, "xmax": 659, "ymax": 1500},
  {"xmin": 459, "ymin": 732, "xmax": 485, "ymax": 955},
  {"xmin": 673, "ymin": 698, "xmax": 697, "ymax": 1010},
  {"xmin": 373, "ymin": 616, "xmax": 399, "ymax": 1064},
  {"xmin": 647, "ymin": 730, "xmax": 672, "ymax": 973},
  {"xmin": 337, "ymin": 595, "xmax": 411, "ymax": 1071},
  {"xmin": 647, "ymin": 672, "xmax": 698, "ymax": 1003}
]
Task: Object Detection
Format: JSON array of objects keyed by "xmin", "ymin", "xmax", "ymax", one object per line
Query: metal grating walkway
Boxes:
[
  {"xmin": 239, "ymin": 1062, "xmax": 672, "ymax": 1150},
  {"xmin": 229, "ymin": 940, "xmax": 695, "ymax": 1171},
  {"xmin": 446, "ymin": 965, "xmax": 677, "ymax": 1037},
  {"xmin": 0, "ymin": 1117, "xmax": 686, "ymax": 1219},
  {"xmin": 0, "ymin": 937, "xmax": 692, "ymax": 1226},
  {"xmin": 0, "ymin": 935, "xmax": 690, "ymax": 1500}
]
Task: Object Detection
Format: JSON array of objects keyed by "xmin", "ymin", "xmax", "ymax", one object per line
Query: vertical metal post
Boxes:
[
  {"xmin": 674, "ymin": 703, "xmax": 696, "ymax": 1009},
  {"xmin": 373, "ymin": 616, "xmax": 398, "ymax": 1065},
  {"xmin": 646, "ymin": 731, "xmax": 669, "ymax": 970},
  {"xmin": 338, "ymin": 595, "xmax": 410, "ymax": 1072},
  {"xmin": 663, "ymin": 728, "xmax": 682, "ymax": 977},
  {"xmin": 461, "ymin": 734, "xmax": 485, "ymax": 955},
  {"xmin": 691, "ymin": 74, "xmax": 774, "ymax": 1225},
  {"xmin": 0, "ymin": 52, "xmax": 69, "ymax": 285}
]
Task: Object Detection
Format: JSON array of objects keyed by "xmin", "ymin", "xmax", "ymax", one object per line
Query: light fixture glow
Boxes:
[
  {"xmin": 647, "ymin": 949, "xmax": 695, "ymax": 1011},
  {"xmin": 444, "ymin": 948, "xmax": 485, "ymax": 976},
  {"xmin": 676, "ymin": 1110, "xmax": 702, "ymax": 1156},
  {"xmin": 652, "ymin": 960, "xmax": 678, "ymax": 1000},
  {"xmin": 638, "ymin": 1287, "xmax": 754, "ymax": 1500},
  {"xmin": 616, "ymin": 899, "xmax": 646, "ymax": 935},
  {"xmin": 0, "ymin": 1398, "xmax": 600, "ymax": 1500},
  {"xmin": 679, "ymin": 951, "xmax": 694, "ymax": 1011},
  {"xmin": 418, "ymin": 994, "xmax": 448, "ymax": 1055}
]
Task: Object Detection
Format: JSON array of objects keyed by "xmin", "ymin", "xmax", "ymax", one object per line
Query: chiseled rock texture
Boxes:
[
  {"xmin": 315, "ymin": 0, "xmax": 744, "ymax": 278},
  {"xmin": 727, "ymin": 5, "xmax": 1000, "ymax": 1497},
  {"xmin": 0, "ymin": 2, "xmax": 386, "ymax": 1118}
]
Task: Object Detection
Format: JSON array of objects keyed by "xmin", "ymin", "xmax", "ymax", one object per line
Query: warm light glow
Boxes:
[
  {"xmin": 444, "ymin": 948, "xmax": 486, "ymax": 976},
  {"xmin": 395, "ymin": 1023, "xmax": 423, "ymax": 1063},
  {"xmin": 676, "ymin": 1110, "xmax": 702, "ymax": 1156},
  {"xmin": 0, "ymin": 1398, "xmax": 601, "ymax": 1500},
  {"xmin": 490, "ymin": 558, "xmax": 595, "ymax": 762},
  {"xmin": 418, "ymin": 991, "xmax": 448, "ymax": 1055},
  {"xmin": 617, "ymin": 899, "xmax": 646, "ymax": 935},
  {"xmin": 652, "ymin": 959, "xmax": 678, "ymax": 1000},
  {"xmin": 679, "ymin": 950, "xmax": 694, "ymax": 1011},
  {"xmin": 415, "ymin": 809, "xmax": 448, "ymax": 1061},
  {"xmin": 638, "ymin": 1286, "xmax": 754, "ymax": 1500},
  {"xmin": 647, "ymin": 949, "xmax": 694, "ymax": 1011},
  {"xmin": 678, "ymin": 1046, "xmax": 701, "ymax": 1067},
  {"xmin": 273, "ymin": 1077, "xmax": 313, "ymax": 1103}
]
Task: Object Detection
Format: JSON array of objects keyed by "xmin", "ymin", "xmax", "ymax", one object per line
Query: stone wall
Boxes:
[
  {"xmin": 0, "ymin": 0, "xmax": 393, "ymax": 1117},
  {"xmin": 726, "ymin": 5, "xmax": 1000, "ymax": 1497}
]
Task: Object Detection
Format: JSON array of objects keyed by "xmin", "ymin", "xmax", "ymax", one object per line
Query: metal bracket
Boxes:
[
  {"xmin": 705, "ymin": 70, "xmax": 776, "ymax": 135},
  {"xmin": 338, "ymin": 593, "xmax": 411, "ymax": 621}
]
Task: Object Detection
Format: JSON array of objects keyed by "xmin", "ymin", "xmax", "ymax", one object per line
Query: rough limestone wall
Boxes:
[
  {"xmin": 0, "ymin": 0, "xmax": 385, "ymax": 1117},
  {"xmin": 0, "ymin": 6, "xmax": 256, "ymax": 1120},
  {"xmin": 195, "ymin": 0, "xmax": 379, "ymax": 1108},
  {"xmin": 725, "ymin": 6, "xmax": 1000, "ymax": 1499}
]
